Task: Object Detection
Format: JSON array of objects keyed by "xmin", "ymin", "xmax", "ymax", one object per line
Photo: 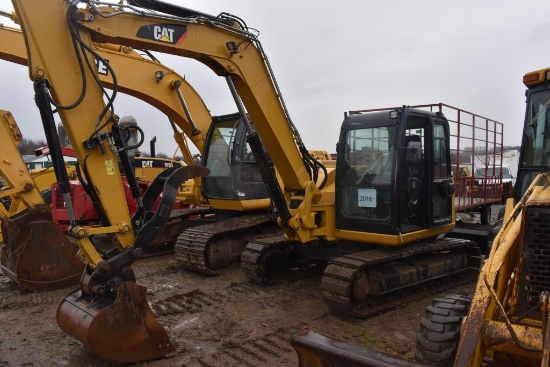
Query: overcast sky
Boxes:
[{"xmin": 0, "ymin": 0, "xmax": 549, "ymax": 156}]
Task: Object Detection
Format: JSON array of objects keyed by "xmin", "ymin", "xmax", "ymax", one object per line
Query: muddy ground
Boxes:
[{"xmin": 0, "ymin": 208, "xmax": 495, "ymax": 367}]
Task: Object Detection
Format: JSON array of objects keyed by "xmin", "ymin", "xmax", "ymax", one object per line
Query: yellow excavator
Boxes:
[
  {"xmin": 291, "ymin": 67, "xmax": 550, "ymax": 366},
  {"xmin": 11, "ymin": 0, "xmax": 483, "ymax": 363}
]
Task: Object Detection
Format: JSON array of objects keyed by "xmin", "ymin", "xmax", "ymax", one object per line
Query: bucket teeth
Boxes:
[{"xmin": 57, "ymin": 281, "xmax": 176, "ymax": 364}]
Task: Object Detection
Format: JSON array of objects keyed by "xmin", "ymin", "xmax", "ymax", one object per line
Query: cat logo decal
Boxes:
[{"xmin": 136, "ymin": 24, "xmax": 187, "ymax": 45}]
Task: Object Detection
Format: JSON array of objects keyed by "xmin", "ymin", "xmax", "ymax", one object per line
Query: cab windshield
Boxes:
[
  {"xmin": 515, "ymin": 88, "xmax": 550, "ymax": 198},
  {"xmin": 339, "ymin": 126, "xmax": 395, "ymax": 223},
  {"xmin": 522, "ymin": 90, "xmax": 550, "ymax": 167}
]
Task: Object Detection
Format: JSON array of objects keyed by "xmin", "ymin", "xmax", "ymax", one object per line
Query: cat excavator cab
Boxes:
[{"xmin": 10, "ymin": 0, "xmax": 480, "ymax": 363}]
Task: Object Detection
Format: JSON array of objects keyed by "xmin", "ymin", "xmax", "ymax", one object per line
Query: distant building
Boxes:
[
  {"xmin": 23, "ymin": 123, "xmax": 76, "ymax": 169},
  {"xmin": 23, "ymin": 154, "xmax": 77, "ymax": 170}
]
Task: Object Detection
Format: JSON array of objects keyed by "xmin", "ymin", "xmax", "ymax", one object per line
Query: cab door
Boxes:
[
  {"xmin": 397, "ymin": 114, "xmax": 452, "ymax": 230},
  {"xmin": 430, "ymin": 120, "xmax": 453, "ymax": 225}
]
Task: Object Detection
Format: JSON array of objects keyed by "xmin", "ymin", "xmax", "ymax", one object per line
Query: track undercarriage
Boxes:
[
  {"xmin": 145, "ymin": 206, "xmax": 215, "ymax": 255},
  {"xmin": 174, "ymin": 213, "xmax": 281, "ymax": 275},
  {"xmin": 241, "ymin": 236, "xmax": 481, "ymax": 318}
]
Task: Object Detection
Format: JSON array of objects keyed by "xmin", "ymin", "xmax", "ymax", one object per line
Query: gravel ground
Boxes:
[{"xmin": 0, "ymin": 205, "xmax": 499, "ymax": 367}]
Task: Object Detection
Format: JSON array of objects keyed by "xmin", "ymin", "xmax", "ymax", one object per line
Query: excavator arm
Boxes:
[{"xmin": 10, "ymin": 0, "xmax": 331, "ymax": 243}]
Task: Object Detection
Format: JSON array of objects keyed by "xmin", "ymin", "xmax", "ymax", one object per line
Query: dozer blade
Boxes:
[
  {"xmin": 0, "ymin": 206, "xmax": 84, "ymax": 292},
  {"xmin": 57, "ymin": 281, "xmax": 176, "ymax": 364},
  {"xmin": 291, "ymin": 328, "xmax": 424, "ymax": 367}
]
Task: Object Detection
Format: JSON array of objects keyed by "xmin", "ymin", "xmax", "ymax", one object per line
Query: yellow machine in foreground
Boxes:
[
  {"xmin": 448, "ymin": 174, "xmax": 550, "ymax": 366},
  {"xmin": 11, "ymin": 0, "xmax": 483, "ymax": 363},
  {"xmin": 446, "ymin": 66, "xmax": 550, "ymax": 367}
]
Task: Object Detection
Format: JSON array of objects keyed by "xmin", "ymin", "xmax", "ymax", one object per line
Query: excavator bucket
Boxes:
[
  {"xmin": 56, "ymin": 166, "xmax": 209, "ymax": 363},
  {"xmin": 57, "ymin": 281, "xmax": 176, "ymax": 363},
  {"xmin": 0, "ymin": 205, "xmax": 84, "ymax": 292},
  {"xmin": 291, "ymin": 328, "xmax": 424, "ymax": 367}
]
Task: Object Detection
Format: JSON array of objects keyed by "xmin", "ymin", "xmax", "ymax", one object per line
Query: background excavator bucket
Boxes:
[
  {"xmin": 57, "ymin": 281, "xmax": 176, "ymax": 363},
  {"xmin": 291, "ymin": 328, "xmax": 425, "ymax": 367},
  {"xmin": 0, "ymin": 205, "xmax": 84, "ymax": 292}
]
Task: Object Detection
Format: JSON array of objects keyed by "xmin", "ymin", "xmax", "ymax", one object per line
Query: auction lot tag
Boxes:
[{"xmin": 358, "ymin": 188, "xmax": 376, "ymax": 208}]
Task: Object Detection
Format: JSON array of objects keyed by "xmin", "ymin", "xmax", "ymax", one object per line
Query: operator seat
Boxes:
[
  {"xmin": 401, "ymin": 135, "xmax": 423, "ymax": 182},
  {"xmin": 401, "ymin": 135, "xmax": 424, "ymax": 225}
]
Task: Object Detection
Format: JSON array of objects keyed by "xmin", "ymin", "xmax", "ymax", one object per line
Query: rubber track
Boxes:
[
  {"xmin": 241, "ymin": 236, "xmax": 329, "ymax": 284},
  {"xmin": 175, "ymin": 214, "xmax": 278, "ymax": 275},
  {"xmin": 143, "ymin": 207, "xmax": 214, "ymax": 256},
  {"xmin": 321, "ymin": 237, "xmax": 481, "ymax": 319}
]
